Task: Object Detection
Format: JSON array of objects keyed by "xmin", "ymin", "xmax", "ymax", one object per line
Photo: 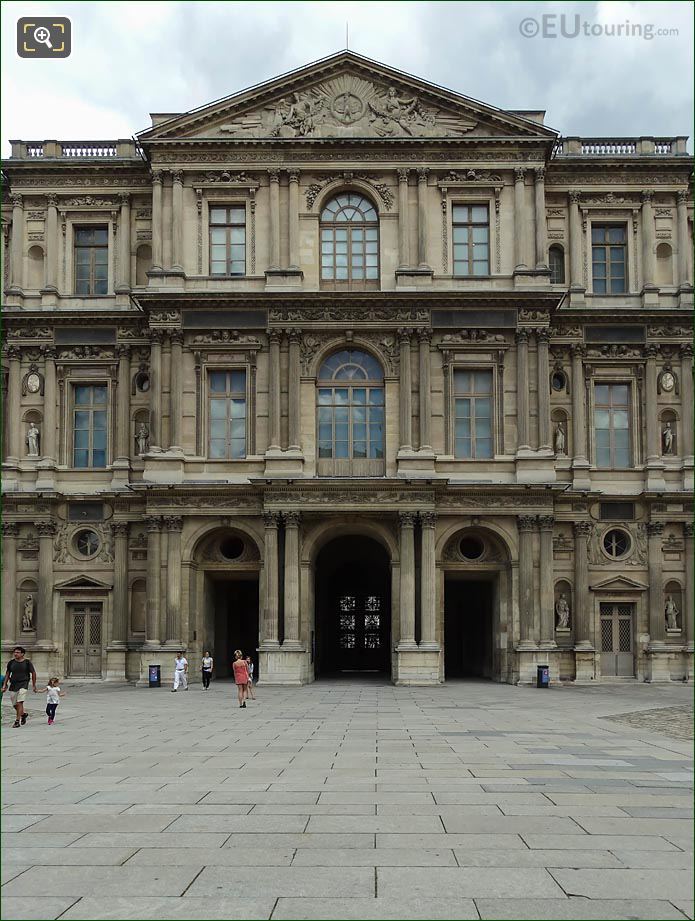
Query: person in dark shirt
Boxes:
[{"xmin": 2, "ymin": 646, "xmax": 37, "ymax": 728}]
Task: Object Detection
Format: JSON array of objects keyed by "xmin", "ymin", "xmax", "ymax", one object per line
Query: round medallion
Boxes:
[
  {"xmin": 660, "ymin": 371, "xmax": 675, "ymax": 393},
  {"xmin": 26, "ymin": 373, "xmax": 41, "ymax": 394},
  {"xmin": 330, "ymin": 92, "xmax": 365, "ymax": 125}
]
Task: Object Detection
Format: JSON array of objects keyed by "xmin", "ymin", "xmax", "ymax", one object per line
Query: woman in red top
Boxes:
[{"xmin": 232, "ymin": 649, "xmax": 249, "ymax": 708}]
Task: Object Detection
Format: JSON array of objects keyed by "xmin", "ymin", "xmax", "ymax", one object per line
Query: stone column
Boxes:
[
  {"xmin": 515, "ymin": 330, "xmax": 530, "ymax": 451},
  {"xmin": 677, "ymin": 189, "xmax": 692, "ymax": 286},
  {"xmin": 568, "ymin": 190, "xmax": 582, "ymax": 286},
  {"xmin": 287, "ymin": 329, "xmax": 301, "ymax": 451},
  {"xmin": 111, "ymin": 522, "xmax": 129, "ymax": 646},
  {"xmin": 398, "ymin": 512, "xmax": 417, "ymax": 648},
  {"xmin": 398, "ymin": 329, "xmax": 413, "ymax": 452},
  {"xmin": 397, "ymin": 169, "xmax": 410, "ymax": 268},
  {"xmin": 416, "ymin": 168, "xmax": 430, "ymax": 268},
  {"xmin": 684, "ymin": 523, "xmax": 694, "ymax": 651},
  {"xmin": 268, "ymin": 330, "xmax": 282, "ymax": 451},
  {"xmin": 149, "ymin": 330, "xmax": 163, "ymax": 447},
  {"xmin": 537, "ymin": 328, "xmax": 551, "ymax": 451},
  {"xmin": 538, "ymin": 516, "xmax": 556, "ymax": 647},
  {"xmin": 573, "ymin": 521, "xmax": 592, "ymax": 648},
  {"xmin": 418, "ymin": 329, "xmax": 432, "ymax": 451},
  {"xmin": 645, "ymin": 345, "xmax": 660, "ymax": 463},
  {"xmin": 641, "ymin": 190, "xmax": 655, "ymax": 288},
  {"xmin": 534, "ymin": 168, "xmax": 548, "ymax": 269},
  {"xmin": 36, "ymin": 520, "xmax": 56, "ymax": 646},
  {"xmin": 151, "ymin": 170, "xmax": 163, "ymax": 272},
  {"xmin": 420, "ymin": 512, "xmax": 437, "ymax": 648},
  {"xmin": 2, "ymin": 522, "xmax": 19, "ymax": 645},
  {"xmin": 169, "ymin": 331, "xmax": 183, "ymax": 448},
  {"xmin": 171, "ymin": 171, "xmax": 184, "ymax": 272},
  {"xmin": 145, "ymin": 516, "xmax": 161, "ymax": 645},
  {"xmin": 44, "ymin": 193, "xmax": 58, "ymax": 291},
  {"xmin": 6, "ymin": 346, "xmax": 21, "ymax": 461},
  {"xmin": 514, "ymin": 169, "xmax": 527, "ymax": 269},
  {"xmin": 42, "ymin": 346, "xmax": 57, "ymax": 462},
  {"xmin": 116, "ymin": 192, "xmax": 131, "ymax": 292},
  {"xmin": 116, "ymin": 345, "xmax": 131, "ymax": 460},
  {"xmin": 9, "ymin": 193, "xmax": 23, "ymax": 292},
  {"xmin": 647, "ymin": 521, "xmax": 665, "ymax": 644},
  {"xmin": 288, "ymin": 170, "xmax": 300, "ymax": 269},
  {"xmin": 517, "ymin": 516, "xmax": 536, "ymax": 646},
  {"xmin": 571, "ymin": 345, "xmax": 589, "ymax": 467},
  {"xmin": 268, "ymin": 169, "xmax": 281, "ymax": 270},
  {"xmin": 161, "ymin": 335, "xmax": 172, "ymax": 449},
  {"xmin": 283, "ymin": 511, "xmax": 301, "ymax": 648},
  {"xmin": 261, "ymin": 512, "xmax": 280, "ymax": 647},
  {"xmin": 680, "ymin": 345, "xmax": 694, "ymax": 462},
  {"xmin": 165, "ymin": 516, "xmax": 183, "ymax": 645}
]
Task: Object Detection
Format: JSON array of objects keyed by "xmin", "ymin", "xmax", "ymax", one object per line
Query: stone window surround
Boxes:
[
  {"xmin": 199, "ymin": 353, "xmax": 252, "ymax": 461},
  {"xmin": 443, "ymin": 354, "xmax": 505, "ymax": 458},
  {"xmin": 583, "ymin": 209, "xmax": 637, "ymax": 295},
  {"xmin": 588, "ymin": 370, "xmax": 640, "ymax": 470},
  {"xmin": 439, "ymin": 184, "xmax": 501, "ymax": 277},
  {"xmin": 59, "ymin": 370, "xmax": 114, "ymax": 469},
  {"xmin": 197, "ymin": 189, "xmax": 256, "ymax": 279},
  {"xmin": 64, "ymin": 214, "xmax": 115, "ymax": 297}
]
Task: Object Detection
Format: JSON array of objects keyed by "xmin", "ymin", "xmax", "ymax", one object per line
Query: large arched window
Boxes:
[
  {"xmin": 317, "ymin": 349, "xmax": 384, "ymax": 476},
  {"xmin": 320, "ymin": 193, "xmax": 379, "ymax": 288}
]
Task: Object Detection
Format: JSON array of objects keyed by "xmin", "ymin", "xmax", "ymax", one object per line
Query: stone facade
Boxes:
[{"xmin": 2, "ymin": 52, "xmax": 693, "ymax": 685}]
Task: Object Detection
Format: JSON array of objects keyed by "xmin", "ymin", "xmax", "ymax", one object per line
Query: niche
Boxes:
[
  {"xmin": 656, "ymin": 242, "xmax": 674, "ymax": 287},
  {"xmin": 135, "ymin": 244, "xmax": 153, "ymax": 286},
  {"xmin": 659, "ymin": 409, "xmax": 678, "ymax": 456},
  {"xmin": 664, "ymin": 580, "xmax": 682, "ymax": 632},
  {"xmin": 554, "ymin": 580, "xmax": 572, "ymax": 635},
  {"xmin": 18, "ymin": 578, "xmax": 38, "ymax": 634},
  {"xmin": 27, "ymin": 245, "xmax": 45, "ymax": 290},
  {"xmin": 22, "ymin": 410, "xmax": 43, "ymax": 457},
  {"xmin": 551, "ymin": 408, "xmax": 570, "ymax": 456},
  {"xmin": 132, "ymin": 409, "xmax": 150, "ymax": 457},
  {"xmin": 130, "ymin": 579, "xmax": 146, "ymax": 635}
]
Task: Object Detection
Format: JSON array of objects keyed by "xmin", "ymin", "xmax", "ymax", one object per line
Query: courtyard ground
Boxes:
[{"xmin": 1, "ymin": 678, "xmax": 693, "ymax": 920}]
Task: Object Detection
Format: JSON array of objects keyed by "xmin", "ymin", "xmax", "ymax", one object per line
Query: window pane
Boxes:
[
  {"xmin": 75, "ymin": 386, "xmax": 91, "ymax": 405},
  {"xmin": 612, "ymin": 385, "xmax": 629, "ymax": 405},
  {"xmin": 476, "ymin": 438, "xmax": 492, "ymax": 458},
  {"xmin": 614, "ymin": 430, "xmax": 630, "ymax": 465}
]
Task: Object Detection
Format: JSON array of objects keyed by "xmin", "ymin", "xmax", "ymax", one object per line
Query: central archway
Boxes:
[{"xmin": 314, "ymin": 535, "xmax": 391, "ymax": 678}]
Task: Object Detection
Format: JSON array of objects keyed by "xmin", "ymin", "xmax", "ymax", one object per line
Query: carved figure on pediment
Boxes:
[
  {"xmin": 555, "ymin": 593, "xmax": 570, "ymax": 629},
  {"xmin": 665, "ymin": 595, "xmax": 679, "ymax": 630}
]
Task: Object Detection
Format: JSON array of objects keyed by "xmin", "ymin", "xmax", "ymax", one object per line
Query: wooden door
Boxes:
[
  {"xmin": 599, "ymin": 602, "xmax": 634, "ymax": 677},
  {"xmin": 69, "ymin": 604, "xmax": 103, "ymax": 677}
]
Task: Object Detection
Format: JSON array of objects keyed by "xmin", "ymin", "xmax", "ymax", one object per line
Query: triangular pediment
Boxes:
[
  {"xmin": 590, "ymin": 575, "xmax": 649, "ymax": 592},
  {"xmin": 138, "ymin": 51, "xmax": 556, "ymax": 143},
  {"xmin": 54, "ymin": 575, "xmax": 112, "ymax": 591}
]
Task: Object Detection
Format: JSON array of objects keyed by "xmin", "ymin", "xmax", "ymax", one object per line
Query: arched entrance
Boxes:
[{"xmin": 315, "ymin": 535, "xmax": 391, "ymax": 678}]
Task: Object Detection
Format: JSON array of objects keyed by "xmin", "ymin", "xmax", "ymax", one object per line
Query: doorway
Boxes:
[
  {"xmin": 315, "ymin": 535, "xmax": 391, "ymax": 677},
  {"xmin": 599, "ymin": 602, "xmax": 635, "ymax": 677},
  {"xmin": 212, "ymin": 579, "xmax": 259, "ymax": 680},
  {"xmin": 68, "ymin": 603, "xmax": 103, "ymax": 677},
  {"xmin": 444, "ymin": 579, "xmax": 493, "ymax": 678}
]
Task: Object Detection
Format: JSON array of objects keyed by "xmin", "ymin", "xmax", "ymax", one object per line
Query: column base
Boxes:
[
  {"xmin": 110, "ymin": 457, "xmax": 131, "ymax": 489},
  {"xmin": 396, "ymin": 450, "xmax": 436, "ymax": 476},
  {"xmin": 263, "ymin": 452, "xmax": 305, "ymax": 478},
  {"xmin": 395, "ymin": 267, "xmax": 434, "ymax": 288},
  {"xmin": 515, "ymin": 451, "xmax": 556, "ymax": 484},
  {"xmin": 644, "ymin": 645, "xmax": 683, "ymax": 682},
  {"xmin": 104, "ymin": 647, "xmax": 127, "ymax": 680},
  {"xmin": 257, "ymin": 647, "xmax": 312, "ymax": 685},
  {"xmin": 142, "ymin": 448, "xmax": 185, "ymax": 484},
  {"xmin": 35, "ymin": 459, "xmax": 57, "ymax": 491},
  {"xmin": 394, "ymin": 646, "xmax": 441, "ymax": 685},
  {"xmin": 571, "ymin": 458, "xmax": 592, "ymax": 491},
  {"xmin": 645, "ymin": 460, "xmax": 666, "ymax": 492},
  {"xmin": 265, "ymin": 268, "xmax": 304, "ymax": 289},
  {"xmin": 574, "ymin": 647, "xmax": 597, "ymax": 682}
]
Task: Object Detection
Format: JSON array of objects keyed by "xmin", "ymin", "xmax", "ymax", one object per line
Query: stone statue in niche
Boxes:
[
  {"xmin": 662, "ymin": 422, "xmax": 674, "ymax": 455},
  {"xmin": 665, "ymin": 595, "xmax": 679, "ymax": 630},
  {"xmin": 26, "ymin": 422, "xmax": 40, "ymax": 457},
  {"xmin": 555, "ymin": 593, "xmax": 571, "ymax": 629},
  {"xmin": 22, "ymin": 594, "xmax": 35, "ymax": 631},
  {"xmin": 554, "ymin": 422, "xmax": 566, "ymax": 455},
  {"xmin": 135, "ymin": 423, "xmax": 149, "ymax": 456}
]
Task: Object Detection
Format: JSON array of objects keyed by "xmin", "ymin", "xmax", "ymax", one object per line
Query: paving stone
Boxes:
[
  {"xmin": 306, "ymin": 815, "xmax": 444, "ymax": 833},
  {"xmin": 272, "ymin": 897, "xmax": 479, "ymax": 919},
  {"xmin": 1, "ymin": 866, "xmax": 201, "ymax": 897},
  {"xmin": 549, "ymin": 868, "xmax": 695, "ymax": 900},
  {"xmin": 475, "ymin": 898, "xmax": 688, "ymax": 919},
  {"xmin": 58, "ymin": 897, "xmax": 276, "ymax": 919},
  {"xmin": 3, "ymin": 848, "xmax": 137, "ymax": 866},
  {"xmin": 452, "ymin": 848, "xmax": 624, "ymax": 868},
  {"xmin": 71, "ymin": 832, "xmax": 229, "ymax": 848},
  {"xmin": 17, "ymin": 814, "xmax": 176, "ymax": 834},
  {"xmin": 377, "ymin": 866, "xmax": 565, "ymax": 898},
  {"xmin": 185, "ymin": 866, "xmax": 373, "ymax": 897},
  {"xmin": 127, "ymin": 847, "xmax": 295, "ymax": 866},
  {"xmin": 610, "ymin": 849, "xmax": 694, "ymax": 869},
  {"xmin": 0, "ymin": 898, "xmax": 80, "ymax": 920},
  {"xmin": 292, "ymin": 847, "xmax": 457, "ymax": 866},
  {"xmin": 522, "ymin": 834, "xmax": 681, "ymax": 851},
  {"xmin": 571, "ymin": 817, "xmax": 694, "ymax": 836}
]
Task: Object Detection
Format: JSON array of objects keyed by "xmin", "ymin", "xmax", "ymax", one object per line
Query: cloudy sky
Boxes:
[{"xmin": 2, "ymin": 0, "xmax": 692, "ymax": 152}]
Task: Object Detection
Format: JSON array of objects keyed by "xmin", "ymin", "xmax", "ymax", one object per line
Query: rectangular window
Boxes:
[
  {"xmin": 594, "ymin": 383, "xmax": 631, "ymax": 468},
  {"xmin": 452, "ymin": 205, "xmax": 489, "ymax": 277},
  {"xmin": 209, "ymin": 206, "xmax": 246, "ymax": 276},
  {"xmin": 317, "ymin": 386, "xmax": 384, "ymax": 460},
  {"xmin": 592, "ymin": 225, "xmax": 627, "ymax": 294},
  {"xmin": 599, "ymin": 502, "xmax": 635, "ymax": 521},
  {"xmin": 208, "ymin": 369, "xmax": 247, "ymax": 459},
  {"xmin": 74, "ymin": 227, "xmax": 108, "ymax": 296},
  {"xmin": 73, "ymin": 384, "xmax": 108, "ymax": 468},
  {"xmin": 453, "ymin": 370, "xmax": 493, "ymax": 458}
]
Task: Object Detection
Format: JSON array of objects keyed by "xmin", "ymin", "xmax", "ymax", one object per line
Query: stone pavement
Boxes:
[{"xmin": 1, "ymin": 679, "xmax": 693, "ymax": 921}]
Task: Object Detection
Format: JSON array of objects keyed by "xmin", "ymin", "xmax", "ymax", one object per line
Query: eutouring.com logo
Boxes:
[{"xmin": 519, "ymin": 15, "xmax": 679, "ymax": 41}]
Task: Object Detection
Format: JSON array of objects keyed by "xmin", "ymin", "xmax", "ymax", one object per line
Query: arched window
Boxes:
[
  {"xmin": 320, "ymin": 193, "xmax": 379, "ymax": 287},
  {"xmin": 549, "ymin": 245, "xmax": 565, "ymax": 284},
  {"xmin": 317, "ymin": 349, "xmax": 384, "ymax": 475}
]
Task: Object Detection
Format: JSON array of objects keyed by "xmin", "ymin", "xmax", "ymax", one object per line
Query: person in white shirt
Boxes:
[
  {"xmin": 172, "ymin": 652, "xmax": 188, "ymax": 691},
  {"xmin": 37, "ymin": 677, "xmax": 66, "ymax": 725},
  {"xmin": 201, "ymin": 651, "xmax": 214, "ymax": 690}
]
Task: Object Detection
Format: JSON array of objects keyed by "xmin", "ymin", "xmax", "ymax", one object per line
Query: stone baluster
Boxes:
[
  {"xmin": 148, "ymin": 330, "xmax": 163, "ymax": 447},
  {"xmin": 680, "ymin": 345, "xmax": 693, "ymax": 464},
  {"xmin": 171, "ymin": 171, "xmax": 184, "ymax": 272},
  {"xmin": 287, "ymin": 329, "xmax": 301, "ymax": 452},
  {"xmin": 645, "ymin": 345, "xmax": 660, "ymax": 464},
  {"xmin": 116, "ymin": 345, "xmax": 131, "ymax": 461},
  {"xmin": 288, "ymin": 170, "xmax": 300, "ymax": 269},
  {"xmin": 514, "ymin": 169, "xmax": 527, "ymax": 269},
  {"xmin": 677, "ymin": 190, "xmax": 692, "ymax": 287},
  {"xmin": 538, "ymin": 516, "xmax": 556, "ymax": 647},
  {"xmin": 536, "ymin": 329, "xmax": 551, "ymax": 451},
  {"xmin": 515, "ymin": 330, "xmax": 530, "ymax": 451},
  {"xmin": 42, "ymin": 346, "xmax": 57, "ymax": 462},
  {"xmin": 44, "ymin": 193, "xmax": 58, "ymax": 291},
  {"xmin": 684, "ymin": 523, "xmax": 694, "ymax": 652},
  {"xmin": 568, "ymin": 190, "xmax": 582, "ymax": 286},
  {"xmin": 283, "ymin": 511, "xmax": 301, "ymax": 648},
  {"xmin": 116, "ymin": 193, "xmax": 131, "ymax": 291},
  {"xmin": 151, "ymin": 171, "xmax": 163, "ymax": 272},
  {"xmin": 169, "ymin": 331, "xmax": 183, "ymax": 448},
  {"xmin": 268, "ymin": 169, "xmax": 281, "ymax": 270},
  {"xmin": 397, "ymin": 169, "xmax": 410, "ymax": 268},
  {"xmin": 145, "ymin": 516, "xmax": 162, "ymax": 645},
  {"xmin": 2, "ymin": 522, "xmax": 19, "ymax": 645},
  {"xmin": 416, "ymin": 168, "xmax": 430, "ymax": 268},
  {"xmin": 36, "ymin": 520, "xmax": 56, "ymax": 646},
  {"xmin": 261, "ymin": 512, "xmax": 280, "ymax": 647},
  {"xmin": 111, "ymin": 522, "xmax": 129, "ymax": 647},
  {"xmin": 398, "ymin": 329, "xmax": 413, "ymax": 452},
  {"xmin": 641, "ymin": 190, "xmax": 655, "ymax": 288},
  {"xmin": 9, "ymin": 193, "xmax": 23, "ymax": 292},
  {"xmin": 573, "ymin": 521, "xmax": 592, "ymax": 648},
  {"xmin": 534, "ymin": 168, "xmax": 548, "ymax": 269},
  {"xmin": 398, "ymin": 512, "xmax": 417, "ymax": 649},
  {"xmin": 517, "ymin": 516, "xmax": 536, "ymax": 646},
  {"xmin": 6, "ymin": 346, "xmax": 21, "ymax": 461},
  {"xmin": 571, "ymin": 345, "xmax": 589, "ymax": 471},
  {"xmin": 419, "ymin": 512, "xmax": 437, "ymax": 648},
  {"xmin": 267, "ymin": 330, "xmax": 282, "ymax": 451},
  {"xmin": 165, "ymin": 517, "xmax": 183, "ymax": 645},
  {"xmin": 647, "ymin": 521, "xmax": 665, "ymax": 644},
  {"xmin": 418, "ymin": 329, "xmax": 432, "ymax": 452}
]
